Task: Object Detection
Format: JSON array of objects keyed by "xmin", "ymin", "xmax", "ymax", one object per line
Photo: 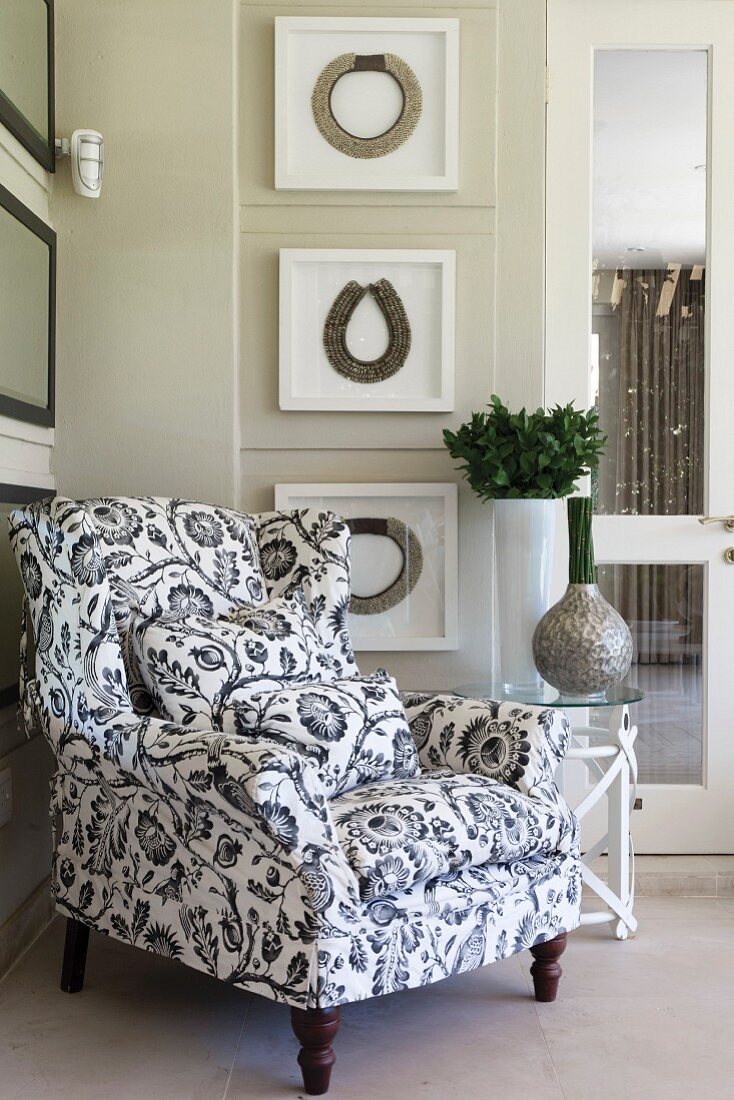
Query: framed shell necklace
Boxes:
[
  {"xmin": 347, "ymin": 517, "xmax": 424, "ymax": 615},
  {"xmin": 323, "ymin": 278, "xmax": 411, "ymax": 383},
  {"xmin": 311, "ymin": 53, "xmax": 423, "ymax": 160}
]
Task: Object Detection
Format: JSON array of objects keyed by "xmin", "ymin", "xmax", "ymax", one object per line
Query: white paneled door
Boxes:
[{"xmin": 546, "ymin": 0, "xmax": 734, "ymax": 851}]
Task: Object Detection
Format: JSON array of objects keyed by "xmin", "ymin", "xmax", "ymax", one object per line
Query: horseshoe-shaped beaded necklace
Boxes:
[{"xmin": 323, "ymin": 278, "xmax": 411, "ymax": 383}]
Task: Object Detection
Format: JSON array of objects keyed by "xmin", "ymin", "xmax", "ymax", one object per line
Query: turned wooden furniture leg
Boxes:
[
  {"xmin": 60, "ymin": 917, "xmax": 89, "ymax": 993},
  {"xmin": 529, "ymin": 931, "xmax": 567, "ymax": 1002},
  {"xmin": 291, "ymin": 1006, "xmax": 340, "ymax": 1095}
]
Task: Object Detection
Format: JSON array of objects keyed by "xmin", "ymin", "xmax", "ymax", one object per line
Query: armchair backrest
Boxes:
[
  {"xmin": 9, "ymin": 497, "xmax": 134, "ymax": 743},
  {"xmin": 74, "ymin": 497, "xmax": 271, "ymax": 712},
  {"xmin": 9, "ymin": 496, "xmax": 356, "ymax": 744}
]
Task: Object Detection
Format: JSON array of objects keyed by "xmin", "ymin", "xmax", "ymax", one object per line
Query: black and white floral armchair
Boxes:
[{"xmin": 10, "ymin": 497, "xmax": 581, "ymax": 1095}]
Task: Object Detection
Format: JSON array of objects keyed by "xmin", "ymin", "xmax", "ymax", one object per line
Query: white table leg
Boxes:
[
  {"xmin": 566, "ymin": 703, "xmax": 638, "ymax": 939},
  {"xmin": 607, "ymin": 705, "xmax": 631, "ymax": 940}
]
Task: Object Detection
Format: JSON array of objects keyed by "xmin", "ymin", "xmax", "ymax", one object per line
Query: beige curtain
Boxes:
[
  {"xmin": 600, "ymin": 268, "xmax": 705, "ymax": 664},
  {"xmin": 614, "ymin": 267, "xmax": 705, "ymax": 517}
]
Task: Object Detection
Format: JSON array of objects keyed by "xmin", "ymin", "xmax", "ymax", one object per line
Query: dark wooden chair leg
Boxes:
[
  {"xmin": 291, "ymin": 1006, "xmax": 340, "ymax": 1096},
  {"xmin": 529, "ymin": 931, "xmax": 567, "ymax": 1002},
  {"xmin": 60, "ymin": 917, "xmax": 89, "ymax": 993}
]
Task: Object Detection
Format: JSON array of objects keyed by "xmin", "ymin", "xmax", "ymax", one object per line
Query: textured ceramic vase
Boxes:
[
  {"xmin": 532, "ymin": 582, "xmax": 633, "ymax": 698},
  {"xmin": 495, "ymin": 498, "xmax": 556, "ymax": 695}
]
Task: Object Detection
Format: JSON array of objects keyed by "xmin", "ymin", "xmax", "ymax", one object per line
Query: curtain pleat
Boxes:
[{"xmin": 601, "ymin": 268, "xmax": 705, "ymax": 665}]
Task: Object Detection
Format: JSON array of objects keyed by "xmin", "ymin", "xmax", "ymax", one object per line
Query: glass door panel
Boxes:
[
  {"xmin": 589, "ymin": 50, "xmax": 707, "ymax": 788},
  {"xmin": 592, "ymin": 50, "xmax": 707, "ymax": 519},
  {"xmin": 595, "ymin": 563, "xmax": 704, "ymax": 785},
  {"xmin": 547, "ymin": 0, "xmax": 734, "ymax": 851}
]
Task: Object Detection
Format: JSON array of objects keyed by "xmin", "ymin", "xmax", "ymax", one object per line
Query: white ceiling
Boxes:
[{"xmin": 593, "ymin": 49, "xmax": 707, "ymax": 269}]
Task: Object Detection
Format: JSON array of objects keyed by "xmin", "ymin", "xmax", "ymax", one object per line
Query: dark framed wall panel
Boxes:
[
  {"xmin": 0, "ymin": 181, "xmax": 55, "ymax": 427},
  {"xmin": 0, "ymin": 483, "xmax": 52, "ymax": 505},
  {"xmin": 0, "ymin": 0, "xmax": 55, "ymax": 172},
  {"xmin": 0, "ymin": 484, "xmax": 52, "ymax": 714}
]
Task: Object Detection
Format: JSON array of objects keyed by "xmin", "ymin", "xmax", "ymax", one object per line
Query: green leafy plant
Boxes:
[
  {"xmin": 567, "ymin": 496, "xmax": 596, "ymax": 583},
  {"xmin": 443, "ymin": 395, "xmax": 606, "ymax": 500}
]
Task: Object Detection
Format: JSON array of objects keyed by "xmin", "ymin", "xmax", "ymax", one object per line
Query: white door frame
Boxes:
[{"xmin": 546, "ymin": 0, "xmax": 734, "ymax": 852}]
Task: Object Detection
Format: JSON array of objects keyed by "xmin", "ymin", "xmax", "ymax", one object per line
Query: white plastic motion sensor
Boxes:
[
  {"xmin": 70, "ymin": 130, "xmax": 104, "ymax": 198},
  {"xmin": 56, "ymin": 130, "xmax": 105, "ymax": 198}
]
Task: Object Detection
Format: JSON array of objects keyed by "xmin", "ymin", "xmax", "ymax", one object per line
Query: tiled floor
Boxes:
[
  {"xmin": 2, "ymin": 901, "xmax": 734, "ymax": 1100},
  {"xmin": 589, "ymin": 854, "xmax": 734, "ymax": 898}
]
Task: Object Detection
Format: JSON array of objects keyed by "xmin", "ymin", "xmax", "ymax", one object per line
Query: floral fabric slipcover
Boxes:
[
  {"xmin": 9, "ymin": 496, "xmax": 581, "ymax": 1010},
  {"xmin": 129, "ymin": 590, "xmax": 332, "ymax": 720}
]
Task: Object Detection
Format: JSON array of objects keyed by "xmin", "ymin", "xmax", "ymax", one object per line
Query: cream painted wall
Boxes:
[
  {"xmin": 238, "ymin": 0, "xmax": 546, "ymax": 688},
  {"xmin": 0, "ymin": 0, "xmax": 240, "ymax": 971},
  {"xmin": 52, "ymin": 0, "xmax": 238, "ymax": 504},
  {"xmin": 49, "ymin": 0, "xmax": 546, "ymax": 692}
]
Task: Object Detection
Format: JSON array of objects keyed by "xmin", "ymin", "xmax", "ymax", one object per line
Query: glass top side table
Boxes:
[
  {"xmin": 455, "ymin": 682, "xmax": 644, "ymax": 709},
  {"xmin": 454, "ymin": 682, "xmax": 645, "ymax": 940}
]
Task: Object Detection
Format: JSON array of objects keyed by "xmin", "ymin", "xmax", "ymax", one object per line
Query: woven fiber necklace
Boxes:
[
  {"xmin": 347, "ymin": 517, "xmax": 424, "ymax": 616},
  {"xmin": 323, "ymin": 278, "xmax": 411, "ymax": 384},
  {"xmin": 311, "ymin": 53, "xmax": 422, "ymax": 160}
]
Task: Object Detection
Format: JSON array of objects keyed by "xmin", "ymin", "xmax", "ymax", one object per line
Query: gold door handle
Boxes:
[
  {"xmin": 699, "ymin": 515, "xmax": 734, "ymax": 533},
  {"xmin": 725, "ymin": 548, "xmax": 734, "ymax": 565}
]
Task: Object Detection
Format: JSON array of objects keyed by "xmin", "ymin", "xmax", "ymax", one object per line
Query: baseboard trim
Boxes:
[
  {"xmin": 583, "ymin": 862, "xmax": 732, "ymax": 899},
  {"xmin": 0, "ymin": 876, "xmax": 54, "ymax": 981}
]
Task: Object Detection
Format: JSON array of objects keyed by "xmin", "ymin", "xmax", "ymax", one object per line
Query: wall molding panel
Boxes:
[{"xmin": 238, "ymin": 0, "xmax": 545, "ymax": 687}]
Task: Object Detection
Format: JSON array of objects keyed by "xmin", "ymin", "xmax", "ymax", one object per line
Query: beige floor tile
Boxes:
[
  {"xmin": 0, "ymin": 919, "xmax": 247, "ymax": 1100},
  {"xmin": 590, "ymin": 855, "xmax": 734, "ymax": 873},
  {"xmin": 3, "ymin": 902, "xmax": 734, "ymax": 1100},
  {"xmin": 634, "ymin": 872, "xmax": 717, "ymax": 897},
  {"xmin": 584, "ymin": 874, "xmax": 720, "ymax": 898},
  {"xmin": 701, "ymin": 855, "xmax": 734, "ymax": 872},
  {"xmin": 536, "ymin": 994, "xmax": 734, "ymax": 1100},
  {"xmin": 519, "ymin": 917, "xmax": 734, "ymax": 1002},
  {"xmin": 225, "ymin": 956, "xmax": 565, "ymax": 1100},
  {"xmin": 581, "ymin": 894, "xmax": 734, "ymax": 922},
  {"xmin": 631, "ymin": 895, "xmax": 734, "ymax": 920},
  {"xmin": 714, "ymin": 855, "xmax": 734, "ymax": 870},
  {"xmin": 522, "ymin": 917, "xmax": 734, "ymax": 1097},
  {"xmin": 627, "ymin": 855, "xmax": 716, "ymax": 873}
]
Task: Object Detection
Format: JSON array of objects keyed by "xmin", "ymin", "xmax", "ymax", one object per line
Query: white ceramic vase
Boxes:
[{"xmin": 494, "ymin": 498, "xmax": 556, "ymax": 696}]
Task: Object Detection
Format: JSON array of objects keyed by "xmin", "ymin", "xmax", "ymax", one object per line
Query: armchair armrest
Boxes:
[
  {"xmin": 59, "ymin": 704, "xmax": 361, "ymax": 932},
  {"xmin": 401, "ymin": 692, "xmax": 571, "ymax": 798}
]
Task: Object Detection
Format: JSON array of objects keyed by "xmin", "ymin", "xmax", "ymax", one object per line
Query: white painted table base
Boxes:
[{"xmin": 564, "ymin": 704, "xmax": 638, "ymax": 940}]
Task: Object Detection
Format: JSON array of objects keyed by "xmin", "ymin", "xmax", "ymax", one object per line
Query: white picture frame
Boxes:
[
  {"xmin": 279, "ymin": 248, "xmax": 456, "ymax": 412},
  {"xmin": 274, "ymin": 483, "xmax": 458, "ymax": 651},
  {"xmin": 275, "ymin": 17, "xmax": 460, "ymax": 192}
]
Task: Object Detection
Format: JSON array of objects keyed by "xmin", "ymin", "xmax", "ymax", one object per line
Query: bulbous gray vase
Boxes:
[{"xmin": 532, "ymin": 583, "xmax": 633, "ymax": 697}]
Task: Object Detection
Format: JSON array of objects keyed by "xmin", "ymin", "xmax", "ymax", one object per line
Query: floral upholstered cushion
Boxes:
[
  {"xmin": 401, "ymin": 693, "xmax": 571, "ymax": 798},
  {"xmin": 131, "ymin": 589, "xmax": 329, "ymax": 726},
  {"xmin": 83, "ymin": 497, "xmax": 269, "ymax": 619},
  {"xmin": 215, "ymin": 673, "xmax": 420, "ymax": 798},
  {"xmin": 255, "ymin": 510, "xmax": 359, "ymax": 680},
  {"xmin": 80, "ymin": 498, "xmax": 271, "ymax": 713},
  {"xmin": 332, "ymin": 769, "xmax": 578, "ymax": 900}
]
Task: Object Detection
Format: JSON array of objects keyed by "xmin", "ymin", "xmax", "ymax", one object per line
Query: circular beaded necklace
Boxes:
[
  {"xmin": 347, "ymin": 517, "xmax": 424, "ymax": 615},
  {"xmin": 311, "ymin": 52, "xmax": 423, "ymax": 160}
]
